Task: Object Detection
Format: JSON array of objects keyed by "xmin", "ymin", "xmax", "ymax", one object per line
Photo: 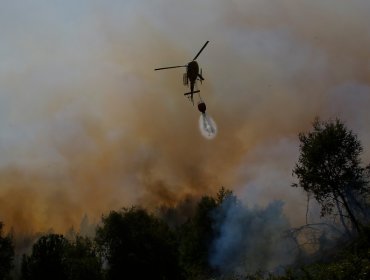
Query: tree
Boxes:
[
  {"xmin": 65, "ymin": 236, "xmax": 103, "ymax": 280},
  {"xmin": 178, "ymin": 195, "xmax": 217, "ymax": 279},
  {"xmin": 292, "ymin": 118, "xmax": 370, "ymax": 234},
  {"xmin": 95, "ymin": 207, "xmax": 183, "ymax": 280},
  {"xmin": 0, "ymin": 222, "xmax": 14, "ymax": 280},
  {"xmin": 22, "ymin": 234, "xmax": 69, "ymax": 280},
  {"xmin": 21, "ymin": 234, "xmax": 103, "ymax": 280},
  {"xmin": 178, "ymin": 188, "xmax": 236, "ymax": 279}
]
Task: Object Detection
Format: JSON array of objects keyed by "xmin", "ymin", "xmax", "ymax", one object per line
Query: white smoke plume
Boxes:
[{"xmin": 211, "ymin": 198, "xmax": 296, "ymax": 275}]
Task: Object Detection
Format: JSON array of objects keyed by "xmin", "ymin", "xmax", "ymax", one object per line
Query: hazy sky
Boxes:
[{"xmin": 0, "ymin": 0, "xmax": 370, "ymax": 233}]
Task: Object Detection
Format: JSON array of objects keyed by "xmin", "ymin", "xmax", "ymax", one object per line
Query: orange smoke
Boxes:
[{"xmin": 1, "ymin": 0, "xmax": 370, "ymax": 234}]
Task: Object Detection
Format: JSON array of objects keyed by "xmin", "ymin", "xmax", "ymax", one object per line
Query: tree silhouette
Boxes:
[
  {"xmin": 21, "ymin": 234, "xmax": 69, "ymax": 280},
  {"xmin": 178, "ymin": 196, "xmax": 217, "ymax": 278},
  {"xmin": 21, "ymin": 234, "xmax": 102, "ymax": 280},
  {"xmin": 65, "ymin": 236, "xmax": 103, "ymax": 280},
  {"xmin": 292, "ymin": 118, "xmax": 370, "ymax": 234},
  {"xmin": 0, "ymin": 222, "xmax": 14, "ymax": 280},
  {"xmin": 95, "ymin": 207, "xmax": 183, "ymax": 280},
  {"xmin": 178, "ymin": 188, "xmax": 236, "ymax": 279}
]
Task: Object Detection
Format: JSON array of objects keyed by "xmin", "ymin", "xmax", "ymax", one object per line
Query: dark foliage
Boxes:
[
  {"xmin": 177, "ymin": 187, "xmax": 235, "ymax": 279},
  {"xmin": 292, "ymin": 118, "xmax": 370, "ymax": 234},
  {"xmin": 21, "ymin": 234, "xmax": 102, "ymax": 280},
  {"xmin": 21, "ymin": 234, "xmax": 69, "ymax": 280},
  {"xmin": 178, "ymin": 195, "xmax": 218, "ymax": 279},
  {"xmin": 64, "ymin": 236, "xmax": 103, "ymax": 280},
  {"xmin": 95, "ymin": 207, "xmax": 183, "ymax": 280},
  {"xmin": 0, "ymin": 222, "xmax": 14, "ymax": 280}
]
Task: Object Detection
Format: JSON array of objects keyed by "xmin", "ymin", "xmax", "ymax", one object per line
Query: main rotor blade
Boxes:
[
  {"xmin": 192, "ymin": 41, "xmax": 209, "ymax": 61},
  {"xmin": 154, "ymin": 65, "xmax": 186, "ymax": 71}
]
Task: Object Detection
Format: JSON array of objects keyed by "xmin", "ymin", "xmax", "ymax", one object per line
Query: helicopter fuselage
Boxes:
[
  {"xmin": 187, "ymin": 60, "xmax": 200, "ymax": 94},
  {"xmin": 187, "ymin": 61, "xmax": 199, "ymax": 83}
]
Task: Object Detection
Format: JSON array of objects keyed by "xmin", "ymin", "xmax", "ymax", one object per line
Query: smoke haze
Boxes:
[
  {"xmin": 0, "ymin": 0, "xmax": 370, "ymax": 236},
  {"xmin": 211, "ymin": 199, "xmax": 295, "ymax": 275}
]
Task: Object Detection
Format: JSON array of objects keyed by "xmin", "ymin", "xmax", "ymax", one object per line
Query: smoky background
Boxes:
[{"xmin": 0, "ymin": 0, "xmax": 369, "ymax": 241}]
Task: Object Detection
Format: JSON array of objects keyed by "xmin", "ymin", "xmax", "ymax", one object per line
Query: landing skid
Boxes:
[
  {"xmin": 184, "ymin": 90, "xmax": 200, "ymax": 96},
  {"xmin": 184, "ymin": 90, "xmax": 200, "ymax": 105}
]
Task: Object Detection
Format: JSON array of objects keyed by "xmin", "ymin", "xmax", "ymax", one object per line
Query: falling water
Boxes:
[{"xmin": 199, "ymin": 113, "xmax": 217, "ymax": 139}]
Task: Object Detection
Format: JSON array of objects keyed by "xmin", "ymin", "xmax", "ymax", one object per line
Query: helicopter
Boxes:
[{"xmin": 154, "ymin": 41, "xmax": 209, "ymax": 105}]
